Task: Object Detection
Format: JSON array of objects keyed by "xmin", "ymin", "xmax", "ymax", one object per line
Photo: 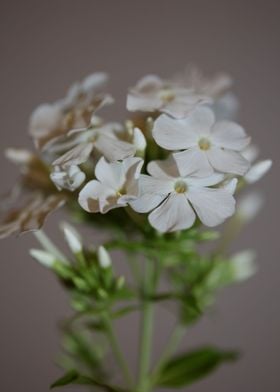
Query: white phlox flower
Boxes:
[
  {"xmin": 130, "ymin": 156, "xmax": 236, "ymax": 233},
  {"xmin": 153, "ymin": 106, "xmax": 251, "ymax": 177},
  {"xmin": 127, "ymin": 75, "xmax": 210, "ymax": 119},
  {"xmin": 242, "ymin": 145, "xmax": 272, "ymax": 184},
  {"xmin": 79, "ymin": 157, "xmax": 144, "ymax": 213}
]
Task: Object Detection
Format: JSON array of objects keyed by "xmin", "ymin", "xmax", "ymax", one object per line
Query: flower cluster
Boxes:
[{"xmin": 0, "ymin": 69, "xmax": 272, "ymax": 236}]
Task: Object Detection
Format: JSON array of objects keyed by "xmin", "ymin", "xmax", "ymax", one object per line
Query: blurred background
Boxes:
[{"xmin": 0, "ymin": 1, "xmax": 279, "ymax": 391}]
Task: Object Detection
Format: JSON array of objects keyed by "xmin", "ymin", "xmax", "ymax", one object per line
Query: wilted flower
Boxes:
[
  {"xmin": 29, "ymin": 73, "xmax": 113, "ymax": 150},
  {"xmin": 127, "ymin": 75, "xmax": 210, "ymax": 119},
  {"xmin": 0, "ymin": 194, "xmax": 65, "ymax": 239},
  {"xmin": 50, "ymin": 165, "xmax": 86, "ymax": 191},
  {"xmin": 79, "ymin": 157, "xmax": 144, "ymax": 213},
  {"xmin": 153, "ymin": 107, "xmax": 250, "ymax": 176},
  {"xmin": 131, "ymin": 156, "xmax": 236, "ymax": 232}
]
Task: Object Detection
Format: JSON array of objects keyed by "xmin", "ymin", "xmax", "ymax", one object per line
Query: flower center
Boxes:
[
  {"xmin": 198, "ymin": 137, "xmax": 211, "ymax": 151},
  {"xmin": 174, "ymin": 180, "xmax": 187, "ymax": 194},
  {"xmin": 160, "ymin": 88, "xmax": 175, "ymax": 103}
]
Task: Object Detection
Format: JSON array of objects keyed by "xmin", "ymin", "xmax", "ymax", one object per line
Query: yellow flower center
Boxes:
[
  {"xmin": 198, "ymin": 137, "xmax": 211, "ymax": 151},
  {"xmin": 174, "ymin": 180, "xmax": 187, "ymax": 193}
]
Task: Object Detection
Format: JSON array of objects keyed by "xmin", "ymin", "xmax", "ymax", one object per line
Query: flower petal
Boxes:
[
  {"xmin": 162, "ymin": 94, "xmax": 210, "ymax": 119},
  {"xmin": 211, "ymin": 121, "xmax": 250, "ymax": 151},
  {"xmin": 78, "ymin": 180, "xmax": 113, "ymax": 213},
  {"xmin": 137, "ymin": 174, "xmax": 174, "ymax": 195},
  {"xmin": 95, "ymin": 157, "xmax": 125, "ymax": 190},
  {"xmin": 244, "ymin": 159, "xmax": 272, "ymax": 184},
  {"xmin": 187, "ymin": 173, "xmax": 225, "ymax": 187},
  {"xmin": 53, "ymin": 143, "xmax": 93, "ymax": 166},
  {"xmin": 207, "ymin": 147, "xmax": 250, "ymax": 175},
  {"xmin": 148, "ymin": 193, "xmax": 196, "ymax": 232},
  {"xmin": 173, "ymin": 147, "xmax": 213, "ymax": 177},
  {"xmin": 147, "ymin": 156, "xmax": 180, "ymax": 179},
  {"xmin": 187, "ymin": 187, "xmax": 235, "ymax": 227},
  {"xmin": 130, "ymin": 193, "xmax": 165, "ymax": 213},
  {"xmin": 95, "ymin": 134, "xmax": 135, "ymax": 162},
  {"xmin": 152, "ymin": 114, "xmax": 198, "ymax": 150}
]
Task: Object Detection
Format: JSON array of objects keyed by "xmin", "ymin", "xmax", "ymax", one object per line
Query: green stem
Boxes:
[
  {"xmin": 102, "ymin": 313, "xmax": 133, "ymax": 388},
  {"xmin": 151, "ymin": 323, "xmax": 185, "ymax": 382},
  {"xmin": 137, "ymin": 259, "xmax": 156, "ymax": 392}
]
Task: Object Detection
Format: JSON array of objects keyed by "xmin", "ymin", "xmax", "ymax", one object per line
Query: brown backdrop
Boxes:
[{"xmin": 0, "ymin": 1, "xmax": 279, "ymax": 391}]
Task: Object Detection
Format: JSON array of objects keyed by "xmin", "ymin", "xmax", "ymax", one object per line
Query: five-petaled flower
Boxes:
[
  {"xmin": 79, "ymin": 157, "xmax": 144, "ymax": 213},
  {"xmin": 153, "ymin": 106, "xmax": 251, "ymax": 177},
  {"xmin": 127, "ymin": 75, "xmax": 210, "ymax": 119},
  {"xmin": 130, "ymin": 156, "xmax": 236, "ymax": 232}
]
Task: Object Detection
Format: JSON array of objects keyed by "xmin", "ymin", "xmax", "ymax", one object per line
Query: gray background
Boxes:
[{"xmin": 0, "ymin": 1, "xmax": 279, "ymax": 391}]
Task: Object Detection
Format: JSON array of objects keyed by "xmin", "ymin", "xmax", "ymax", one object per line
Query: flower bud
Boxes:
[
  {"xmin": 61, "ymin": 222, "xmax": 82, "ymax": 254},
  {"xmin": 97, "ymin": 246, "xmax": 111, "ymax": 268},
  {"xmin": 30, "ymin": 249, "xmax": 56, "ymax": 268},
  {"xmin": 231, "ymin": 249, "xmax": 257, "ymax": 281}
]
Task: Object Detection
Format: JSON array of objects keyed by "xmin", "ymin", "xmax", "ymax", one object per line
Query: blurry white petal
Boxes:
[
  {"xmin": 148, "ymin": 193, "xmax": 196, "ymax": 232},
  {"xmin": 244, "ymin": 160, "xmax": 272, "ymax": 184},
  {"xmin": 241, "ymin": 145, "xmax": 259, "ymax": 163},
  {"xmin": 97, "ymin": 246, "xmax": 112, "ymax": 268},
  {"xmin": 211, "ymin": 121, "xmax": 250, "ymax": 151},
  {"xmin": 53, "ymin": 143, "xmax": 93, "ymax": 166},
  {"xmin": 237, "ymin": 192, "xmax": 264, "ymax": 222},
  {"xmin": 207, "ymin": 147, "xmax": 250, "ymax": 175},
  {"xmin": 29, "ymin": 103, "xmax": 62, "ymax": 135},
  {"xmin": 50, "ymin": 165, "xmax": 86, "ymax": 191},
  {"xmin": 95, "ymin": 157, "xmax": 125, "ymax": 190},
  {"xmin": 5, "ymin": 148, "xmax": 33, "ymax": 165},
  {"xmin": 231, "ymin": 249, "xmax": 257, "ymax": 281},
  {"xmin": 82, "ymin": 72, "xmax": 108, "ymax": 92},
  {"xmin": 95, "ymin": 134, "xmax": 135, "ymax": 162},
  {"xmin": 221, "ymin": 178, "xmax": 238, "ymax": 194},
  {"xmin": 188, "ymin": 187, "xmax": 235, "ymax": 227},
  {"xmin": 133, "ymin": 127, "xmax": 147, "ymax": 152},
  {"xmin": 127, "ymin": 93, "xmax": 161, "ymax": 112},
  {"xmin": 162, "ymin": 94, "xmax": 210, "ymax": 119}
]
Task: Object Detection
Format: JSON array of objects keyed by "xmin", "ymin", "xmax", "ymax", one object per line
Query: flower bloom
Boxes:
[
  {"xmin": 50, "ymin": 165, "xmax": 86, "ymax": 191},
  {"xmin": 153, "ymin": 106, "xmax": 250, "ymax": 176},
  {"xmin": 127, "ymin": 75, "xmax": 210, "ymax": 119},
  {"xmin": 79, "ymin": 157, "xmax": 144, "ymax": 213},
  {"xmin": 130, "ymin": 156, "xmax": 236, "ymax": 233}
]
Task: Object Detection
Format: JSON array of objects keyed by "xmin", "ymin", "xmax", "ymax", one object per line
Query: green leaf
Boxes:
[
  {"xmin": 50, "ymin": 370, "xmax": 79, "ymax": 388},
  {"xmin": 154, "ymin": 346, "xmax": 238, "ymax": 388}
]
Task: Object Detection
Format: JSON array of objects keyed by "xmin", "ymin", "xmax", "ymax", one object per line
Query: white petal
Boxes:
[
  {"xmin": 187, "ymin": 187, "xmax": 235, "ymax": 227},
  {"xmin": 97, "ymin": 246, "xmax": 112, "ymax": 268},
  {"xmin": 207, "ymin": 147, "xmax": 250, "ymax": 175},
  {"xmin": 135, "ymin": 74, "xmax": 163, "ymax": 91},
  {"xmin": 231, "ymin": 250, "xmax": 257, "ymax": 281},
  {"xmin": 130, "ymin": 193, "xmax": 165, "ymax": 213},
  {"xmin": 147, "ymin": 156, "xmax": 180, "ymax": 179},
  {"xmin": 30, "ymin": 249, "xmax": 56, "ymax": 268},
  {"xmin": 221, "ymin": 178, "xmax": 238, "ymax": 194},
  {"xmin": 123, "ymin": 158, "xmax": 144, "ymax": 195},
  {"xmin": 244, "ymin": 159, "xmax": 272, "ymax": 184},
  {"xmin": 95, "ymin": 134, "xmax": 135, "ymax": 161},
  {"xmin": 82, "ymin": 72, "xmax": 108, "ymax": 92},
  {"xmin": 95, "ymin": 157, "xmax": 125, "ymax": 190},
  {"xmin": 211, "ymin": 121, "xmax": 250, "ymax": 151},
  {"xmin": 53, "ymin": 143, "xmax": 93, "ymax": 166},
  {"xmin": 148, "ymin": 193, "xmax": 196, "ymax": 232},
  {"xmin": 29, "ymin": 103, "xmax": 62, "ymax": 135},
  {"xmin": 162, "ymin": 94, "xmax": 210, "ymax": 119},
  {"xmin": 126, "ymin": 93, "xmax": 162, "ymax": 112},
  {"xmin": 187, "ymin": 173, "xmax": 225, "ymax": 187},
  {"xmin": 153, "ymin": 114, "xmax": 198, "ymax": 150},
  {"xmin": 137, "ymin": 174, "xmax": 174, "ymax": 195},
  {"xmin": 78, "ymin": 180, "xmax": 113, "ymax": 213},
  {"xmin": 241, "ymin": 145, "xmax": 259, "ymax": 163},
  {"xmin": 173, "ymin": 147, "xmax": 213, "ymax": 177},
  {"xmin": 237, "ymin": 192, "xmax": 264, "ymax": 222},
  {"xmin": 61, "ymin": 222, "xmax": 82, "ymax": 253}
]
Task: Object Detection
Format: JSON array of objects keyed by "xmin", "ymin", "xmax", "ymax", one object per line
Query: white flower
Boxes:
[
  {"xmin": 79, "ymin": 157, "xmax": 144, "ymax": 213},
  {"xmin": 61, "ymin": 222, "xmax": 82, "ymax": 254},
  {"xmin": 130, "ymin": 156, "xmax": 236, "ymax": 233},
  {"xmin": 127, "ymin": 75, "xmax": 210, "ymax": 119},
  {"xmin": 97, "ymin": 246, "xmax": 112, "ymax": 268},
  {"xmin": 51, "ymin": 122, "xmax": 136, "ymax": 168},
  {"xmin": 242, "ymin": 145, "xmax": 272, "ymax": 184},
  {"xmin": 153, "ymin": 107, "xmax": 250, "ymax": 176},
  {"xmin": 50, "ymin": 165, "xmax": 86, "ymax": 191}
]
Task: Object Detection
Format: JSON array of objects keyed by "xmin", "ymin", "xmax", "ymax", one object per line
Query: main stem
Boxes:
[{"xmin": 137, "ymin": 259, "xmax": 156, "ymax": 392}]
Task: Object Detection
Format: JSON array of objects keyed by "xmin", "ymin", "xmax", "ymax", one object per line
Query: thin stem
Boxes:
[
  {"xmin": 33, "ymin": 230, "xmax": 67, "ymax": 262},
  {"xmin": 137, "ymin": 259, "xmax": 156, "ymax": 392},
  {"xmin": 102, "ymin": 313, "xmax": 133, "ymax": 388},
  {"xmin": 151, "ymin": 323, "xmax": 185, "ymax": 382}
]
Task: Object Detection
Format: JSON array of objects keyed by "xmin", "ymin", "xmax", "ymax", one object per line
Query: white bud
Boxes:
[
  {"xmin": 5, "ymin": 148, "xmax": 33, "ymax": 165},
  {"xmin": 30, "ymin": 249, "xmax": 56, "ymax": 268},
  {"xmin": 133, "ymin": 127, "xmax": 147, "ymax": 152},
  {"xmin": 238, "ymin": 192, "xmax": 264, "ymax": 222},
  {"xmin": 244, "ymin": 160, "xmax": 272, "ymax": 184},
  {"xmin": 97, "ymin": 246, "xmax": 111, "ymax": 268},
  {"xmin": 61, "ymin": 222, "xmax": 82, "ymax": 254},
  {"xmin": 231, "ymin": 249, "xmax": 257, "ymax": 281}
]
